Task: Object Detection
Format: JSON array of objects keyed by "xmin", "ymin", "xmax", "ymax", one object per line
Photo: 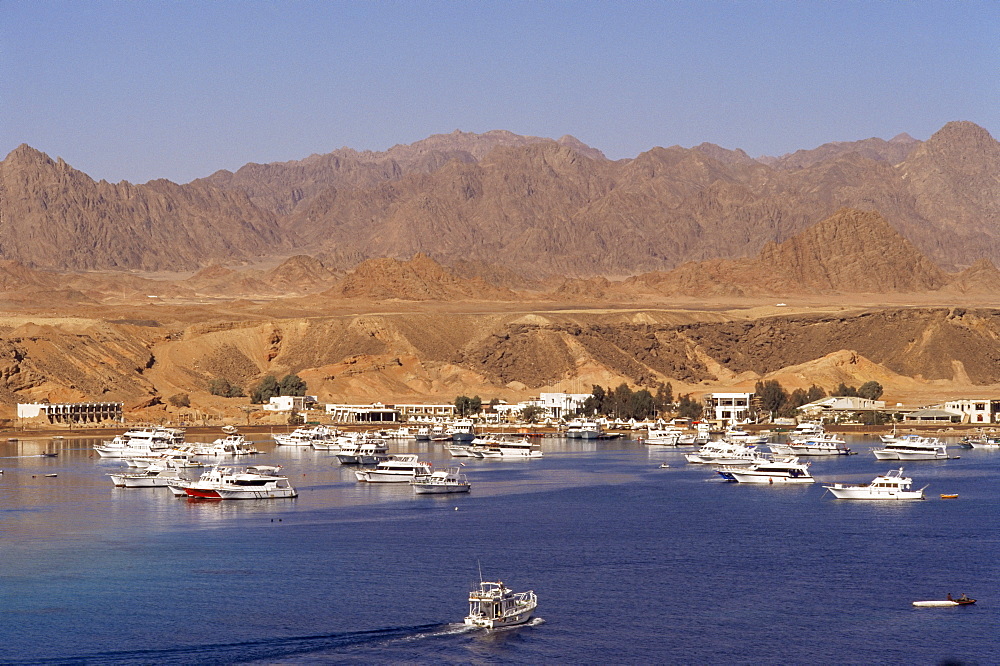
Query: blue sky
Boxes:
[{"xmin": 2, "ymin": 1, "xmax": 997, "ymax": 184}]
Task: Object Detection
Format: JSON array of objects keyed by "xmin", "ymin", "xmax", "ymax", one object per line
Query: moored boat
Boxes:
[
  {"xmin": 824, "ymin": 468, "xmax": 926, "ymax": 500},
  {"xmin": 872, "ymin": 435, "xmax": 949, "ymax": 461},
  {"xmin": 411, "ymin": 467, "xmax": 471, "ymax": 494},
  {"xmin": 355, "ymin": 454, "xmax": 432, "ymax": 482},
  {"xmin": 727, "ymin": 457, "xmax": 814, "ymax": 484},
  {"xmin": 172, "ymin": 465, "xmax": 297, "ymax": 499}
]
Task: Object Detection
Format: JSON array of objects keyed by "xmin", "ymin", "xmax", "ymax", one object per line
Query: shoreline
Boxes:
[{"xmin": 0, "ymin": 422, "xmax": 994, "ymax": 440}]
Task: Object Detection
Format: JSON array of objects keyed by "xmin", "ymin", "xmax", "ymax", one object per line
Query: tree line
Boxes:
[
  {"xmin": 208, "ymin": 373, "xmax": 308, "ymax": 404},
  {"xmin": 753, "ymin": 379, "xmax": 884, "ymax": 419}
]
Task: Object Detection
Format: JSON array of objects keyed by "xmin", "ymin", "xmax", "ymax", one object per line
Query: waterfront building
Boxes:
[
  {"xmin": 903, "ymin": 408, "xmax": 962, "ymax": 424},
  {"xmin": 326, "ymin": 402, "xmax": 401, "ymax": 423},
  {"xmin": 17, "ymin": 401, "xmax": 123, "ymax": 425},
  {"xmin": 703, "ymin": 392, "xmax": 754, "ymax": 423},
  {"xmin": 941, "ymin": 399, "xmax": 1000, "ymax": 423},
  {"xmin": 262, "ymin": 396, "xmax": 318, "ymax": 412},
  {"xmin": 394, "ymin": 403, "xmax": 456, "ymax": 420}
]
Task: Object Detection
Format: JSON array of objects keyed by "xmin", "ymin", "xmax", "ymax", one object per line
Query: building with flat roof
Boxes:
[
  {"xmin": 703, "ymin": 392, "xmax": 754, "ymax": 423},
  {"xmin": 17, "ymin": 402, "xmax": 123, "ymax": 425},
  {"xmin": 942, "ymin": 399, "xmax": 1000, "ymax": 424},
  {"xmin": 326, "ymin": 402, "xmax": 400, "ymax": 423}
]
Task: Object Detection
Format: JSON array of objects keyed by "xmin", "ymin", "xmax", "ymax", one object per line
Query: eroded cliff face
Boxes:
[{"xmin": 2, "ymin": 306, "xmax": 999, "ymax": 419}]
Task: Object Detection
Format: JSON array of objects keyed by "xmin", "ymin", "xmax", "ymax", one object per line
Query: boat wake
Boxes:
[{"xmin": 8, "ymin": 623, "xmax": 456, "ymax": 665}]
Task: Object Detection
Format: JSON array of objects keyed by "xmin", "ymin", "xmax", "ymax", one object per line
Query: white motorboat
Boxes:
[
  {"xmin": 414, "ymin": 426, "xmax": 432, "ymax": 441},
  {"xmin": 411, "ymin": 467, "xmax": 471, "ymax": 494},
  {"xmin": 446, "ymin": 443, "xmax": 476, "ymax": 457},
  {"xmin": 769, "ymin": 434, "xmax": 851, "ymax": 456},
  {"xmin": 172, "ymin": 465, "xmax": 297, "ymax": 499},
  {"xmin": 273, "ymin": 424, "xmax": 338, "ymax": 447},
  {"xmin": 469, "ymin": 436, "xmax": 543, "ymax": 459},
  {"xmin": 727, "ymin": 458, "xmax": 814, "ymax": 484},
  {"xmin": 464, "ymin": 580, "xmax": 537, "ymax": 629},
  {"xmin": 685, "ymin": 441, "xmax": 759, "ymax": 465},
  {"xmin": 789, "ymin": 422, "xmax": 825, "ymax": 438},
  {"xmin": 183, "ymin": 433, "xmax": 260, "ymax": 457},
  {"xmin": 872, "ymin": 435, "xmax": 949, "ymax": 461},
  {"xmin": 335, "ymin": 437, "xmax": 390, "ymax": 464},
  {"xmin": 448, "ymin": 419, "xmax": 477, "ymax": 442},
  {"xmin": 724, "ymin": 427, "xmax": 769, "ymax": 446},
  {"xmin": 355, "ymin": 454, "xmax": 432, "ymax": 482},
  {"xmin": 645, "ymin": 427, "xmax": 685, "ymax": 446},
  {"xmin": 960, "ymin": 435, "xmax": 1000, "ymax": 449},
  {"xmin": 109, "ymin": 464, "xmax": 185, "ymax": 488},
  {"xmin": 824, "ymin": 468, "xmax": 926, "ymax": 500},
  {"xmin": 715, "ymin": 454, "xmax": 794, "ymax": 481},
  {"xmin": 93, "ymin": 427, "xmax": 185, "ymax": 458}
]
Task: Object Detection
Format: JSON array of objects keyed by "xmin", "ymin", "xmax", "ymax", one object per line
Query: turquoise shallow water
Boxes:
[{"xmin": 0, "ymin": 434, "xmax": 997, "ymax": 664}]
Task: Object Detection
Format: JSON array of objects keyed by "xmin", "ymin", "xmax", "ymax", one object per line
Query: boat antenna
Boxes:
[{"xmin": 477, "ymin": 558, "xmax": 483, "ymax": 585}]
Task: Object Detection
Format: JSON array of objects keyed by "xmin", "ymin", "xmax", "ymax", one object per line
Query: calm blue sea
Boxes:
[{"xmin": 0, "ymin": 433, "xmax": 997, "ymax": 665}]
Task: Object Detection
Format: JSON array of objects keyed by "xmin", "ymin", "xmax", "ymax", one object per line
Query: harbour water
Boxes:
[{"xmin": 1, "ymin": 433, "xmax": 998, "ymax": 664}]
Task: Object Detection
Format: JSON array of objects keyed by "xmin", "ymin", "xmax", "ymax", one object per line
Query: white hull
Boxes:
[
  {"xmin": 464, "ymin": 610, "xmax": 534, "ymax": 628},
  {"xmin": 214, "ymin": 487, "xmax": 297, "ymax": 499},
  {"xmin": 895, "ymin": 451, "xmax": 949, "ymax": 461},
  {"xmin": 355, "ymin": 471, "xmax": 416, "ymax": 482},
  {"xmin": 826, "ymin": 486, "xmax": 924, "ymax": 500},
  {"xmin": 769, "ymin": 444, "xmax": 850, "ymax": 456},
  {"xmin": 872, "ymin": 449, "xmax": 901, "ymax": 460},
  {"xmin": 110, "ymin": 474, "xmax": 182, "ymax": 488},
  {"xmin": 412, "ymin": 482, "xmax": 471, "ymax": 494},
  {"xmin": 913, "ymin": 600, "xmax": 964, "ymax": 607},
  {"xmin": 728, "ymin": 472, "xmax": 814, "ymax": 484}
]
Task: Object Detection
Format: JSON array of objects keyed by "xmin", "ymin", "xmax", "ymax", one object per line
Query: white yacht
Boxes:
[
  {"xmin": 727, "ymin": 458, "xmax": 814, "ymax": 484},
  {"xmin": 769, "ymin": 434, "xmax": 851, "ymax": 456},
  {"xmin": 824, "ymin": 468, "xmax": 926, "ymax": 500},
  {"xmin": 789, "ymin": 422, "xmax": 825, "ymax": 438},
  {"xmin": 448, "ymin": 420, "xmax": 477, "ymax": 442},
  {"xmin": 578, "ymin": 419, "xmax": 602, "ymax": 439},
  {"xmin": 93, "ymin": 427, "xmax": 185, "ymax": 458},
  {"xmin": 171, "ymin": 465, "xmax": 297, "ymax": 499},
  {"xmin": 411, "ymin": 467, "xmax": 471, "ymax": 494},
  {"xmin": 183, "ymin": 433, "xmax": 260, "ymax": 457},
  {"xmin": 872, "ymin": 435, "xmax": 949, "ymax": 461},
  {"xmin": 724, "ymin": 427, "xmax": 769, "ymax": 446},
  {"xmin": 645, "ymin": 427, "xmax": 685, "ymax": 446},
  {"xmin": 685, "ymin": 441, "xmax": 759, "ymax": 465},
  {"xmin": 469, "ymin": 436, "xmax": 543, "ymax": 459},
  {"xmin": 414, "ymin": 426, "xmax": 432, "ymax": 441},
  {"xmin": 964, "ymin": 435, "xmax": 1000, "ymax": 449},
  {"xmin": 355, "ymin": 454, "xmax": 432, "ymax": 482},
  {"xmin": 273, "ymin": 424, "xmax": 338, "ymax": 447},
  {"xmin": 445, "ymin": 443, "xmax": 476, "ymax": 457},
  {"xmin": 464, "ymin": 580, "xmax": 537, "ymax": 629},
  {"xmin": 109, "ymin": 464, "xmax": 185, "ymax": 488},
  {"xmin": 335, "ymin": 437, "xmax": 390, "ymax": 464}
]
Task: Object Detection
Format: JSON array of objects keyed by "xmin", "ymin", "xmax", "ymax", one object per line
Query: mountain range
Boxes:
[{"xmin": 2, "ymin": 121, "xmax": 998, "ymax": 279}]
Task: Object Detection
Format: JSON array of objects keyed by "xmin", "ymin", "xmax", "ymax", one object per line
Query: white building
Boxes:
[
  {"xmin": 17, "ymin": 402, "xmax": 124, "ymax": 424},
  {"xmin": 537, "ymin": 393, "xmax": 590, "ymax": 419},
  {"xmin": 394, "ymin": 403, "xmax": 456, "ymax": 420},
  {"xmin": 325, "ymin": 402, "xmax": 400, "ymax": 423},
  {"xmin": 703, "ymin": 392, "xmax": 754, "ymax": 423},
  {"xmin": 262, "ymin": 395, "xmax": 316, "ymax": 412},
  {"xmin": 942, "ymin": 399, "xmax": 1000, "ymax": 424}
]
